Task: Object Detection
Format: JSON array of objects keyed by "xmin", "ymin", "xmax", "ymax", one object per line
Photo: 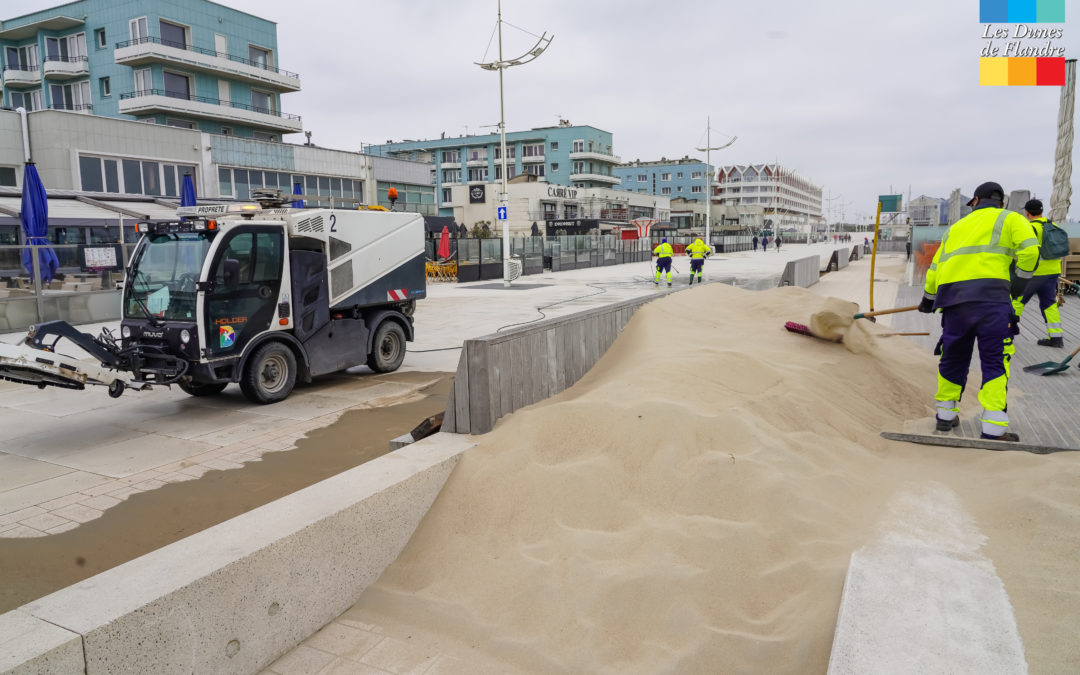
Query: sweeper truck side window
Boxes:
[{"xmin": 203, "ymin": 227, "xmax": 283, "ymax": 356}]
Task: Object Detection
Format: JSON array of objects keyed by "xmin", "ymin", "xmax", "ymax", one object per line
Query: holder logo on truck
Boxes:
[
  {"xmin": 219, "ymin": 325, "xmax": 237, "ymax": 348},
  {"xmin": 387, "ymin": 289, "xmax": 408, "ymax": 301}
]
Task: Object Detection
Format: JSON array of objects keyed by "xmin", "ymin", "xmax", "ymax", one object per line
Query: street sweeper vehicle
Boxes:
[{"xmin": 0, "ymin": 195, "xmax": 426, "ymax": 404}]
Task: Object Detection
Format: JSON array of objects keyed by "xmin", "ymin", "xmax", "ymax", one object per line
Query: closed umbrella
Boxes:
[
  {"xmin": 292, "ymin": 182, "xmax": 304, "ymax": 208},
  {"xmin": 438, "ymin": 225, "xmax": 451, "ymax": 259},
  {"xmin": 181, "ymin": 173, "xmax": 197, "ymax": 207},
  {"xmin": 20, "ymin": 162, "xmax": 59, "ymax": 283}
]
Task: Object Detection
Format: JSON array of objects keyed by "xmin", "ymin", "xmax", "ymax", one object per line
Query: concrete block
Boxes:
[
  {"xmin": 0, "ymin": 609, "xmax": 83, "ymax": 675},
  {"xmin": 387, "ymin": 433, "xmax": 413, "ymax": 451},
  {"xmin": 20, "ymin": 433, "xmax": 475, "ymax": 675}
]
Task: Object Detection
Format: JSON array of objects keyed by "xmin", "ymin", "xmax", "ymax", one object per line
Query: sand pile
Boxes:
[{"xmin": 349, "ymin": 284, "xmax": 1080, "ymax": 674}]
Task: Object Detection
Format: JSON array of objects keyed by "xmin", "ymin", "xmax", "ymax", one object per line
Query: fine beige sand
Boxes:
[{"xmin": 348, "ymin": 284, "xmax": 1080, "ymax": 674}]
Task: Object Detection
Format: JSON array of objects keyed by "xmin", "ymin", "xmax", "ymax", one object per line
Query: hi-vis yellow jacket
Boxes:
[
  {"xmin": 686, "ymin": 239, "xmax": 713, "ymax": 259},
  {"xmin": 652, "ymin": 242, "xmax": 673, "ymax": 259},
  {"xmin": 1029, "ymin": 217, "xmax": 1063, "ymax": 276},
  {"xmin": 924, "ymin": 206, "xmax": 1039, "ymax": 308}
]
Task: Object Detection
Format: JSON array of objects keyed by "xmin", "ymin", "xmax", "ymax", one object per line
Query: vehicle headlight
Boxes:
[
  {"xmin": 121, "ymin": 326, "xmax": 131, "ymax": 339},
  {"xmin": 180, "ymin": 329, "xmax": 191, "ymax": 344}
]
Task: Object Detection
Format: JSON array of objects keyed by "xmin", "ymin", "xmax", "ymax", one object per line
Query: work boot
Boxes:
[
  {"xmin": 667, "ymin": 282, "xmax": 672, "ymax": 287},
  {"xmin": 1037, "ymin": 337, "xmax": 1064, "ymax": 348},
  {"xmin": 981, "ymin": 432, "xmax": 1020, "ymax": 442},
  {"xmin": 935, "ymin": 416, "xmax": 959, "ymax": 432}
]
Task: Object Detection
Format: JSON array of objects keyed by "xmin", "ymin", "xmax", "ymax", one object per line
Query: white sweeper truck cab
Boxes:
[{"xmin": 0, "ymin": 192, "xmax": 427, "ymax": 404}]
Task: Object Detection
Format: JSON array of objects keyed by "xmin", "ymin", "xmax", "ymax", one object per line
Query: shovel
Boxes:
[
  {"xmin": 1022, "ymin": 344, "xmax": 1080, "ymax": 376},
  {"xmin": 853, "ymin": 305, "xmax": 921, "ymax": 322}
]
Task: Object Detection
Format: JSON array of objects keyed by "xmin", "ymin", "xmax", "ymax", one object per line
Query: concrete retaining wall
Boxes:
[
  {"xmin": 444, "ymin": 292, "xmax": 668, "ymax": 435},
  {"xmin": 778, "ymin": 255, "xmax": 820, "ymax": 288},
  {"xmin": 850, "ymin": 245, "xmax": 863, "ymax": 261},
  {"xmin": 2, "ymin": 434, "xmax": 475, "ymax": 675}
]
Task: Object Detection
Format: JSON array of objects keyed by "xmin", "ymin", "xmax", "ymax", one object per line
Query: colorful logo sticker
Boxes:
[{"xmin": 219, "ymin": 325, "xmax": 236, "ymax": 349}]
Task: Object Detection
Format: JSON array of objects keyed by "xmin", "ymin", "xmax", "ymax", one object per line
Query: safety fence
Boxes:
[{"xmin": 0, "ymin": 243, "xmax": 136, "ymax": 331}]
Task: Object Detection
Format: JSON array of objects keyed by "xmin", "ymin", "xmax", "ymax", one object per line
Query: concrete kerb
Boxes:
[
  {"xmin": 778, "ymin": 255, "xmax": 821, "ymax": 288},
  {"xmin": 4, "ymin": 432, "xmax": 476, "ymax": 675}
]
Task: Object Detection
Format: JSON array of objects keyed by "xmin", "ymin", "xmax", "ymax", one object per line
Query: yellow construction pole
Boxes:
[{"xmin": 869, "ymin": 201, "xmax": 882, "ymax": 312}]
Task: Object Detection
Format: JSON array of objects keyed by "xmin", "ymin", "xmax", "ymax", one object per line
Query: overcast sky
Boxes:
[{"xmin": 6, "ymin": 0, "xmax": 1080, "ymax": 222}]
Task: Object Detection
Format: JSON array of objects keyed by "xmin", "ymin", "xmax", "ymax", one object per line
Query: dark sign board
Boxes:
[
  {"xmin": 545, "ymin": 219, "xmax": 599, "ymax": 236},
  {"xmin": 469, "ymin": 184, "xmax": 486, "ymax": 203}
]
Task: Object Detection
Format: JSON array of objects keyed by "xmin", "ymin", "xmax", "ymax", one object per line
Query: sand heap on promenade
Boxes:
[{"xmin": 352, "ymin": 284, "xmax": 1080, "ymax": 674}]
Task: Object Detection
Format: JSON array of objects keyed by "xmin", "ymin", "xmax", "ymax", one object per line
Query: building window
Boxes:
[
  {"xmin": 691, "ymin": 185, "xmax": 703, "ymax": 193},
  {"xmin": 494, "ymin": 146, "xmax": 515, "ymax": 159},
  {"xmin": 5, "ymin": 44, "xmax": 39, "ymax": 70},
  {"xmin": 637, "ymin": 174, "xmax": 647, "ymax": 182},
  {"xmin": 467, "ymin": 167, "xmax": 488, "ymax": 182},
  {"xmin": 159, "ymin": 20, "xmax": 188, "ymax": 49},
  {"xmin": 10, "ymin": 90, "xmax": 43, "ymax": 111},
  {"xmin": 661, "ymin": 187, "xmax": 672, "ymax": 195},
  {"xmin": 677, "ymin": 172, "xmax": 683, "ymax": 179},
  {"xmin": 522, "ymin": 143, "xmax": 544, "ymax": 157},
  {"xmin": 494, "ymin": 165, "xmax": 517, "ymax": 180},
  {"xmin": 133, "ymin": 68, "xmax": 151, "ymax": 94},
  {"xmin": 677, "ymin": 186, "xmax": 683, "ymax": 192},
  {"xmin": 221, "ymin": 126, "xmax": 232, "ymax": 136},
  {"xmin": 80, "ymin": 154, "xmax": 195, "ymax": 196},
  {"xmin": 45, "ymin": 33, "xmax": 86, "ymax": 62},
  {"xmin": 466, "ymin": 147, "xmax": 486, "ymax": 161},
  {"xmin": 251, "ymin": 89, "xmax": 274, "ymax": 114},
  {"xmin": 0, "ymin": 167, "xmax": 16, "ymax": 187},
  {"xmin": 551, "ymin": 163, "xmax": 559, "ymax": 172},
  {"xmin": 441, "ymin": 149, "xmax": 460, "ymax": 164},
  {"xmin": 253, "ymin": 131, "xmax": 277, "ymax": 142},
  {"xmin": 248, "ymin": 45, "xmax": 272, "ymax": 68},
  {"xmin": 572, "ymin": 140, "xmax": 584, "ymax": 153},
  {"xmin": 572, "ymin": 161, "xmax": 584, "ymax": 174},
  {"xmin": 442, "ymin": 169, "xmax": 461, "ymax": 183},
  {"xmin": 550, "ymin": 141, "xmax": 558, "ymax": 151},
  {"xmin": 95, "ymin": 28, "xmax": 106, "ymax": 48},
  {"xmin": 99, "ymin": 77, "xmax": 111, "ymax": 97},
  {"xmin": 49, "ymin": 81, "xmax": 90, "ymax": 111},
  {"xmin": 441, "ymin": 188, "xmax": 452, "ymax": 203},
  {"xmin": 163, "ymin": 71, "xmax": 191, "ymax": 99},
  {"xmin": 661, "ymin": 173, "xmax": 671, "ymax": 181},
  {"xmin": 692, "ymin": 171, "xmax": 703, "ymax": 179},
  {"xmin": 129, "ymin": 17, "xmax": 148, "ymax": 41},
  {"xmin": 166, "ymin": 118, "xmax": 194, "ymax": 129},
  {"xmin": 524, "ymin": 164, "xmax": 545, "ymax": 177}
]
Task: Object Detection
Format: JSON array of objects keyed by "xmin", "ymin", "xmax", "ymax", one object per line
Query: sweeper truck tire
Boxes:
[
  {"xmin": 367, "ymin": 321, "xmax": 406, "ymax": 373},
  {"xmin": 178, "ymin": 379, "xmax": 228, "ymax": 397},
  {"xmin": 240, "ymin": 341, "xmax": 297, "ymax": 404}
]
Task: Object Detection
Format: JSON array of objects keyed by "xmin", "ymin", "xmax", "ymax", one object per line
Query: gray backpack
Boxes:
[{"xmin": 1040, "ymin": 219, "xmax": 1070, "ymax": 260}]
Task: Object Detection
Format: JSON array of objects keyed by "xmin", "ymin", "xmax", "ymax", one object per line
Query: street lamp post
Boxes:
[
  {"xmin": 476, "ymin": 0, "xmax": 553, "ymax": 287},
  {"xmin": 696, "ymin": 117, "xmax": 736, "ymax": 247}
]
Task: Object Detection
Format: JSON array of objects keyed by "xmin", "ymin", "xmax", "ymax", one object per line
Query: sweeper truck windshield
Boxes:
[{"xmin": 124, "ymin": 232, "xmax": 214, "ymax": 321}]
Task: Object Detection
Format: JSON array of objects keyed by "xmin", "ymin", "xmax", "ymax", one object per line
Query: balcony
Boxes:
[
  {"xmin": 569, "ymin": 173, "xmax": 621, "ymax": 185},
  {"xmin": 114, "ymin": 37, "xmax": 301, "ymax": 92},
  {"xmin": 521, "ymin": 154, "xmax": 545, "ymax": 164},
  {"xmin": 42, "ymin": 56, "xmax": 89, "ymax": 80},
  {"xmin": 568, "ymin": 150, "xmax": 621, "ymax": 164},
  {"xmin": 2, "ymin": 65, "xmax": 40, "ymax": 88},
  {"xmin": 118, "ymin": 89, "xmax": 302, "ymax": 133},
  {"xmin": 49, "ymin": 102, "xmax": 92, "ymax": 114},
  {"xmin": 465, "ymin": 157, "xmax": 488, "ymax": 167}
]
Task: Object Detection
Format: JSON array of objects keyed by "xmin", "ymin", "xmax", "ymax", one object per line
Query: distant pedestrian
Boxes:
[
  {"xmin": 1011, "ymin": 199, "xmax": 1064, "ymax": 348},
  {"xmin": 752, "ymin": 235, "xmax": 759, "ymax": 251},
  {"xmin": 905, "ymin": 240, "xmax": 912, "ymax": 261},
  {"xmin": 761, "ymin": 236, "xmax": 769, "ymax": 251},
  {"xmin": 863, "ymin": 237, "xmax": 870, "ymax": 254},
  {"xmin": 775, "ymin": 235, "xmax": 782, "ymax": 251}
]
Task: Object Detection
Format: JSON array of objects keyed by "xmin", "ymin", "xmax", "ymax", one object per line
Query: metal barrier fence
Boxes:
[
  {"xmin": 0, "ymin": 244, "xmax": 135, "ymax": 331},
  {"xmin": 423, "ymin": 236, "xmax": 651, "ymax": 281}
]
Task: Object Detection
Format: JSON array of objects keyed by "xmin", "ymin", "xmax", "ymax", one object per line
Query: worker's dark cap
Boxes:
[
  {"xmin": 1024, "ymin": 198, "xmax": 1043, "ymax": 215},
  {"xmin": 966, "ymin": 181, "xmax": 1004, "ymax": 206}
]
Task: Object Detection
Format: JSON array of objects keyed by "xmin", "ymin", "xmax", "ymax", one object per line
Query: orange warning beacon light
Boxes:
[{"xmin": 387, "ymin": 187, "xmax": 398, "ymax": 209}]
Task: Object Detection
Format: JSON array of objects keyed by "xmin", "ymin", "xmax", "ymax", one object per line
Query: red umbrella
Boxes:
[{"xmin": 437, "ymin": 225, "xmax": 451, "ymax": 259}]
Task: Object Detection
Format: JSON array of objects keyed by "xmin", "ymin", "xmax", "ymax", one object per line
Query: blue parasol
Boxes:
[
  {"xmin": 291, "ymin": 181, "xmax": 304, "ymax": 208},
  {"xmin": 181, "ymin": 173, "xmax": 197, "ymax": 207},
  {"xmin": 20, "ymin": 162, "xmax": 59, "ymax": 283}
]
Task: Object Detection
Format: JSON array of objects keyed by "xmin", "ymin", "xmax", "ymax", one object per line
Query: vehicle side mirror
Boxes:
[{"xmin": 223, "ymin": 258, "xmax": 240, "ymax": 290}]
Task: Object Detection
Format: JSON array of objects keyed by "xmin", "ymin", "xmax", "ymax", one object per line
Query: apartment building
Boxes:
[
  {"xmin": 716, "ymin": 164, "xmax": 823, "ymax": 232},
  {"xmin": 613, "ymin": 157, "xmax": 714, "ymax": 202}
]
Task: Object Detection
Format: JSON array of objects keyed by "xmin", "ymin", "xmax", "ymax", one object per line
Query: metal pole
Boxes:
[
  {"xmin": 498, "ymin": 0, "xmax": 510, "ymax": 288},
  {"xmin": 705, "ymin": 116, "xmax": 711, "ymax": 245},
  {"xmin": 870, "ymin": 201, "xmax": 882, "ymax": 312}
]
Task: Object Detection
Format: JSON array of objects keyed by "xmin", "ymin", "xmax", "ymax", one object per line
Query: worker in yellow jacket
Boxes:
[
  {"xmin": 685, "ymin": 238, "xmax": 713, "ymax": 285},
  {"xmin": 653, "ymin": 238, "xmax": 674, "ymax": 286},
  {"xmin": 919, "ymin": 181, "xmax": 1039, "ymax": 442},
  {"xmin": 1011, "ymin": 199, "xmax": 1063, "ymax": 348}
]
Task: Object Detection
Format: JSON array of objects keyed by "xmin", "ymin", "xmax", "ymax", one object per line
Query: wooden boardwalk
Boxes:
[{"xmin": 891, "ymin": 281, "xmax": 1080, "ymax": 449}]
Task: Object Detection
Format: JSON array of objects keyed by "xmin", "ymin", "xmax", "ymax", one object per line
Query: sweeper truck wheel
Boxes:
[
  {"xmin": 178, "ymin": 380, "xmax": 228, "ymax": 397},
  {"xmin": 367, "ymin": 321, "xmax": 406, "ymax": 373},
  {"xmin": 240, "ymin": 342, "xmax": 297, "ymax": 404},
  {"xmin": 108, "ymin": 380, "xmax": 124, "ymax": 398}
]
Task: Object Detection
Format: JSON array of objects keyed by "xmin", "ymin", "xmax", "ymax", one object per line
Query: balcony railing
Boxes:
[
  {"xmin": 43, "ymin": 55, "xmax": 87, "ymax": 63},
  {"xmin": 49, "ymin": 102, "xmax": 92, "ymax": 111},
  {"xmin": 118, "ymin": 89, "xmax": 301, "ymax": 120},
  {"xmin": 4, "ymin": 63, "xmax": 39, "ymax": 71},
  {"xmin": 115, "ymin": 37, "xmax": 299, "ymax": 78}
]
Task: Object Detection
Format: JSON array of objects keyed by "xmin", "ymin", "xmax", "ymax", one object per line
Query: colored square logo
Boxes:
[
  {"xmin": 1037, "ymin": 57, "xmax": 1066, "ymax": 84},
  {"xmin": 980, "ymin": 0, "xmax": 1009, "ymax": 22},
  {"xmin": 1008, "ymin": 57, "xmax": 1038, "ymax": 85},
  {"xmin": 1008, "ymin": 0, "xmax": 1037, "ymax": 22},
  {"xmin": 219, "ymin": 325, "xmax": 236, "ymax": 348},
  {"xmin": 980, "ymin": 58, "xmax": 1010, "ymax": 85},
  {"xmin": 1037, "ymin": 0, "xmax": 1065, "ymax": 22}
]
